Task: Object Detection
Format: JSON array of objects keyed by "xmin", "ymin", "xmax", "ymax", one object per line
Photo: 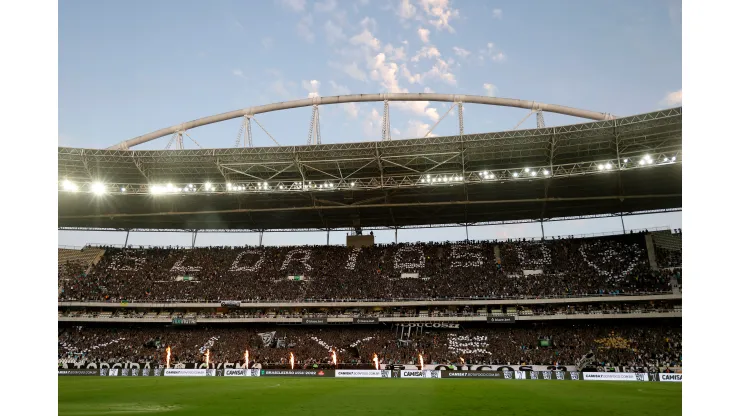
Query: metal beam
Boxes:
[
  {"xmin": 58, "ymin": 194, "xmax": 681, "ymax": 220},
  {"xmin": 107, "ymin": 93, "xmax": 618, "ymax": 149}
]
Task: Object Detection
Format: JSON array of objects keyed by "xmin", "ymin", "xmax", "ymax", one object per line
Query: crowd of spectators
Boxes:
[
  {"xmin": 58, "ymin": 322, "xmax": 682, "ymax": 369},
  {"xmin": 656, "ymin": 247, "xmax": 682, "ymax": 269},
  {"xmin": 59, "ymin": 301, "xmax": 680, "ymax": 320},
  {"xmin": 58, "ymin": 234, "xmax": 672, "ymax": 303}
]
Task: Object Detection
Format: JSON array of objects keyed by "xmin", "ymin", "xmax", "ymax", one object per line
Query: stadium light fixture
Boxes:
[
  {"xmin": 530, "ymin": 171, "xmax": 537, "ymax": 177},
  {"xmin": 524, "ymin": 168, "xmax": 530, "ymax": 173},
  {"xmin": 91, "ymin": 182, "xmax": 106, "ymax": 195},
  {"xmin": 351, "ymin": 182, "xmax": 356, "ymax": 187},
  {"xmin": 639, "ymin": 160, "xmax": 646, "ymax": 166},
  {"xmin": 605, "ymin": 163, "xmax": 613, "ymax": 170},
  {"xmin": 279, "ymin": 185, "xmax": 284, "ymax": 190},
  {"xmin": 543, "ymin": 170, "xmax": 549, "ymax": 176},
  {"xmin": 663, "ymin": 157, "xmax": 669, "ymax": 163},
  {"xmin": 62, "ymin": 180, "xmax": 78, "ymax": 192},
  {"xmin": 120, "ymin": 187, "xmax": 126, "ymax": 193},
  {"xmin": 624, "ymin": 158, "xmax": 629, "ymax": 163},
  {"xmin": 671, "ymin": 156, "xmax": 676, "ymax": 162},
  {"xmin": 598, "ymin": 164, "xmax": 605, "ymax": 171},
  {"xmin": 513, "ymin": 172, "xmax": 519, "ymax": 178},
  {"xmin": 204, "ymin": 182, "xmax": 212, "ymax": 191}
]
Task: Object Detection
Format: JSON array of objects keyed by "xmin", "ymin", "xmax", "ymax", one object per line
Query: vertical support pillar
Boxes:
[
  {"xmin": 326, "ymin": 229, "xmax": 330, "ymax": 245},
  {"xmin": 465, "ymin": 225, "xmax": 469, "ymax": 241},
  {"xmin": 540, "ymin": 221, "xmax": 545, "ymax": 239},
  {"xmin": 124, "ymin": 230, "xmax": 130, "ymax": 248},
  {"xmin": 191, "ymin": 230, "xmax": 198, "ymax": 248},
  {"xmin": 395, "ymin": 228, "xmax": 398, "ymax": 244},
  {"xmin": 259, "ymin": 230, "xmax": 264, "ymax": 247},
  {"xmin": 621, "ymin": 214, "xmax": 626, "ymax": 234}
]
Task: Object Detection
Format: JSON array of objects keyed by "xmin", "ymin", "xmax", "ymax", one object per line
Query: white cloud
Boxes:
[
  {"xmin": 297, "ymin": 14, "xmax": 315, "ymax": 42},
  {"xmin": 411, "ymin": 45, "xmax": 441, "ymax": 62},
  {"xmin": 478, "ymin": 42, "xmax": 505, "ymax": 61},
  {"xmin": 360, "ymin": 16, "xmax": 377, "ymax": 32},
  {"xmin": 232, "ymin": 69, "xmax": 244, "ymax": 77},
  {"xmin": 314, "ymin": 0, "xmax": 337, "ymax": 13},
  {"xmin": 364, "ymin": 108, "xmax": 384, "ymax": 137},
  {"xmin": 329, "ymin": 61, "xmax": 368, "ymax": 82},
  {"xmin": 401, "ymin": 64, "xmax": 422, "ymax": 84},
  {"xmin": 350, "ymin": 29, "xmax": 382, "ymax": 50},
  {"xmin": 423, "ymin": 59, "xmax": 456, "ymax": 85},
  {"xmin": 483, "ymin": 83, "xmax": 497, "ymax": 97},
  {"xmin": 419, "ymin": 0, "xmax": 460, "ymax": 33},
  {"xmin": 423, "ymin": 86, "xmax": 434, "ymax": 93},
  {"xmin": 329, "ymin": 80, "xmax": 351, "ymax": 95},
  {"xmin": 261, "ymin": 37, "xmax": 274, "ymax": 49},
  {"xmin": 270, "ymin": 80, "xmax": 291, "ymax": 97},
  {"xmin": 492, "ymin": 8, "xmax": 502, "ymax": 19},
  {"xmin": 277, "ymin": 0, "xmax": 306, "ymax": 12},
  {"xmin": 404, "ymin": 119, "xmax": 435, "ymax": 139},
  {"xmin": 399, "ymin": 0, "xmax": 417, "ymax": 20},
  {"xmin": 324, "ymin": 20, "xmax": 345, "ymax": 44},
  {"xmin": 418, "ymin": 27, "xmax": 430, "ymax": 43},
  {"xmin": 302, "ymin": 80, "xmax": 321, "ymax": 98},
  {"xmin": 662, "ymin": 89, "xmax": 682, "ymax": 106},
  {"xmin": 384, "ymin": 43, "xmax": 407, "ymax": 61},
  {"xmin": 452, "ymin": 46, "xmax": 470, "ymax": 58}
]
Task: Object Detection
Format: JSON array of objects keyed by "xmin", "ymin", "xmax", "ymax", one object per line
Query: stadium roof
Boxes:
[{"xmin": 58, "ymin": 107, "xmax": 681, "ymax": 232}]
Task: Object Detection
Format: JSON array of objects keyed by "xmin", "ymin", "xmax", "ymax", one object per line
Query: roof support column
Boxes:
[
  {"xmin": 191, "ymin": 230, "xmax": 198, "ymax": 248},
  {"xmin": 123, "ymin": 230, "xmax": 130, "ymax": 248},
  {"xmin": 259, "ymin": 230, "xmax": 264, "ymax": 247}
]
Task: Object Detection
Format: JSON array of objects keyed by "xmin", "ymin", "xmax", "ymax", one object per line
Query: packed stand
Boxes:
[
  {"xmin": 58, "ymin": 323, "xmax": 682, "ymax": 369},
  {"xmin": 58, "ymin": 234, "xmax": 672, "ymax": 303}
]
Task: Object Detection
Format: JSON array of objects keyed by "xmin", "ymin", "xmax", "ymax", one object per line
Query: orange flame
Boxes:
[
  {"xmin": 245, "ymin": 349, "xmax": 249, "ymax": 369},
  {"xmin": 332, "ymin": 350, "xmax": 337, "ymax": 366},
  {"xmin": 419, "ymin": 353, "xmax": 424, "ymax": 370},
  {"xmin": 166, "ymin": 346, "xmax": 171, "ymax": 369},
  {"xmin": 205, "ymin": 349, "xmax": 210, "ymax": 368},
  {"xmin": 290, "ymin": 352, "xmax": 295, "ymax": 370},
  {"xmin": 372, "ymin": 353, "xmax": 379, "ymax": 370}
]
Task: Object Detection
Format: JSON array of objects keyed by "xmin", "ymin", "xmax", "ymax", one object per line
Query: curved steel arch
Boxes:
[{"xmin": 108, "ymin": 93, "xmax": 617, "ymax": 150}]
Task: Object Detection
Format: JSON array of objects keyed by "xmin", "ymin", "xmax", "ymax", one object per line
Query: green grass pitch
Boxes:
[{"xmin": 58, "ymin": 377, "xmax": 681, "ymax": 416}]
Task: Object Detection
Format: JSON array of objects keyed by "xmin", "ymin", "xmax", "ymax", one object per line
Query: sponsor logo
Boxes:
[
  {"xmin": 584, "ymin": 372, "xmax": 648, "ymax": 382},
  {"xmin": 225, "ymin": 369, "xmax": 246, "ymax": 377},
  {"xmin": 143, "ymin": 368, "xmax": 150, "ymax": 377},
  {"xmin": 399, "ymin": 323, "xmax": 460, "ymax": 329},
  {"xmin": 555, "ymin": 371, "xmax": 565, "ymax": 380},
  {"xmin": 402, "ymin": 371, "xmax": 424, "ymax": 378},
  {"xmin": 302, "ymin": 318, "xmax": 328, "ymax": 325},
  {"xmin": 487, "ymin": 316, "xmax": 516, "ymax": 323},
  {"xmin": 660, "ymin": 374, "xmax": 682, "ymax": 382},
  {"xmin": 336, "ymin": 370, "xmax": 388, "ymax": 378},
  {"xmin": 153, "ymin": 369, "xmax": 162, "ymax": 377},
  {"xmin": 503, "ymin": 371, "xmax": 513, "ymax": 379},
  {"xmin": 108, "ymin": 369, "xmax": 119, "ymax": 377},
  {"xmin": 446, "ymin": 371, "xmax": 505, "ymax": 378},
  {"xmin": 132, "ymin": 369, "xmax": 139, "ymax": 377},
  {"xmin": 261, "ymin": 369, "xmax": 326, "ymax": 377},
  {"xmin": 58, "ymin": 369, "xmax": 97, "ymax": 376},
  {"xmin": 100, "ymin": 369, "xmax": 109, "ymax": 376},
  {"xmin": 353, "ymin": 318, "xmax": 379, "ymax": 324},
  {"xmin": 570, "ymin": 372, "xmax": 580, "ymax": 380},
  {"xmin": 530, "ymin": 371, "xmax": 539, "ymax": 380},
  {"xmin": 542, "ymin": 371, "xmax": 552, "ymax": 380},
  {"xmin": 121, "ymin": 369, "xmax": 130, "ymax": 377},
  {"xmin": 164, "ymin": 369, "xmax": 210, "ymax": 377}
]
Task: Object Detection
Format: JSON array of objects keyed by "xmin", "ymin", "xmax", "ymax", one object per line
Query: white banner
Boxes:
[
  {"xmin": 400, "ymin": 273, "xmax": 420, "ymax": 279},
  {"xmin": 164, "ymin": 369, "xmax": 216, "ymax": 377},
  {"xmin": 523, "ymin": 269, "xmax": 543, "ymax": 275},
  {"xmin": 335, "ymin": 370, "xmax": 391, "ymax": 378},
  {"xmin": 384, "ymin": 364, "xmax": 578, "ymax": 372},
  {"xmin": 583, "ymin": 372, "xmax": 649, "ymax": 382},
  {"xmin": 400, "ymin": 370, "xmax": 441, "ymax": 379},
  {"xmin": 108, "ymin": 369, "xmax": 119, "ymax": 377},
  {"xmin": 659, "ymin": 373, "xmax": 682, "ymax": 382}
]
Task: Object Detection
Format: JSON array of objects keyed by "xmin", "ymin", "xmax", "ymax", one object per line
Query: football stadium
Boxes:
[{"xmin": 58, "ymin": 92, "xmax": 682, "ymax": 415}]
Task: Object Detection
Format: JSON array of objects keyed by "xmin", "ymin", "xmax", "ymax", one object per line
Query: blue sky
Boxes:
[{"xmin": 58, "ymin": 0, "xmax": 682, "ymax": 247}]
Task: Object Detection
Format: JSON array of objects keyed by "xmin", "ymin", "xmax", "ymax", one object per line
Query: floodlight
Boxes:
[
  {"xmin": 639, "ymin": 160, "xmax": 646, "ymax": 166},
  {"xmin": 91, "ymin": 182, "xmax": 106, "ymax": 195},
  {"xmin": 62, "ymin": 180, "xmax": 78, "ymax": 192},
  {"xmin": 351, "ymin": 182, "xmax": 355, "ymax": 187},
  {"xmin": 598, "ymin": 164, "xmax": 605, "ymax": 171},
  {"xmin": 524, "ymin": 168, "xmax": 530, "ymax": 173},
  {"xmin": 513, "ymin": 172, "xmax": 519, "ymax": 178},
  {"xmin": 605, "ymin": 163, "xmax": 612, "ymax": 170},
  {"xmin": 530, "ymin": 171, "xmax": 537, "ymax": 177},
  {"xmin": 120, "ymin": 187, "xmax": 126, "ymax": 192},
  {"xmin": 543, "ymin": 170, "xmax": 549, "ymax": 176},
  {"xmin": 671, "ymin": 156, "xmax": 676, "ymax": 161}
]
